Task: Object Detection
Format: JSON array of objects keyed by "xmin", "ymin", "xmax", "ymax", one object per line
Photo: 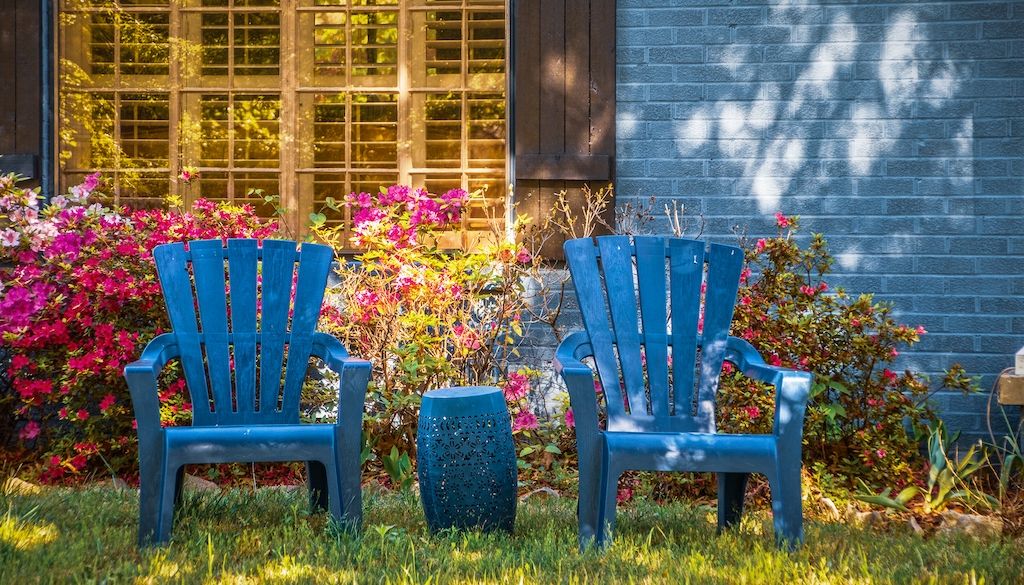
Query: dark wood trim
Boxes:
[
  {"xmin": 516, "ymin": 154, "xmax": 610, "ymax": 181},
  {"xmin": 0, "ymin": 154, "xmax": 38, "ymax": 179}
]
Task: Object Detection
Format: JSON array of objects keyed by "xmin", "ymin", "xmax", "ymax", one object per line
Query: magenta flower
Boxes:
[
  {"xmin": 99, "ymin": 394, "xmax": 116, "ymax": 412},
  {"xmin": 19, "ymin": 420, "xmax": 40, "ymax": 440},
  {"xmin": 512, "ymin": 410, "xmax": 538, "ymax": 432}
]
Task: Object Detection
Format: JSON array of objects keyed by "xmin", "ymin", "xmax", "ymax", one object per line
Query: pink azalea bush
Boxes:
[
  {"xmin": 0, "ymin": 173, "xmax": 276, "ymax": 480},
  {"xmin": 314, "ymin": 185, "xmax": 551, "ymax": 474},
  {"xmin": 717, "ymin": 213, "xmax": 976, "ymax": 486}
]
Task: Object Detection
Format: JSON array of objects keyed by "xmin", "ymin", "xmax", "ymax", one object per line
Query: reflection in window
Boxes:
[{"xmin": 60, "ymin": 0, "xmax": 506, "ymax": 246}]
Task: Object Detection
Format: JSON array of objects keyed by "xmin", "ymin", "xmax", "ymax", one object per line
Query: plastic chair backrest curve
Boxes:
[{"xmin": 152, "ymin": 238, "xmax": 334, "ymax": 426}]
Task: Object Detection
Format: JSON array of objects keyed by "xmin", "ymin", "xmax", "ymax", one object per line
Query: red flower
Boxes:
[
  {"xmin": 616, "ymin": 487, "xmax": 633, "ymax": 504},
  {"xmin": 99, "ymin": 394, "xmax": 116, "ymax": 412}
]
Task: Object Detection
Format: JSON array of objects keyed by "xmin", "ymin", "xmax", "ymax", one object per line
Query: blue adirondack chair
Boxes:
[
  {"xmin": 124, "ymin": 239, "xmax": 370, "ymax": 547},
  {"xmin": 555, "ymin": 236, "xmax": 813, "ymax": 550}
]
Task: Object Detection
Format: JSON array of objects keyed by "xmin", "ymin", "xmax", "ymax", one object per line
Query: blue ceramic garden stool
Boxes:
[{"xmin": 417, "ymin": 386, "xmax": 517, "ymax": 533}]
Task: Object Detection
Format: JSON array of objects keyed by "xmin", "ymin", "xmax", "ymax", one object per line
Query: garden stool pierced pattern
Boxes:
[
  {"xmin": 555, "ymin": 236, "xmax": 813, "ymax": 550},
  {"xmin": 124, "ymin": 238, "xmax": 370, "ymax": 547},
  {"xmin": 417, "ymin": 386, "xmax": 517, "ymax": 533}
]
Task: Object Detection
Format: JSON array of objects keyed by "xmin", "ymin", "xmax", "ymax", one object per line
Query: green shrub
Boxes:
[{"xmin": 717, "ymin": 214, "xmax": 977, "ymax": 487}]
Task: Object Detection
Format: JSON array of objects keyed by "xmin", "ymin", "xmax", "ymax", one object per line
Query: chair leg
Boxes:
[
  {"xmin": 137, "ymin": 454, "xmax": 163, "ymax": 547},
  {"xmin": 595, "ymin": 453, "xmax": 619, "ymax": 549},
  {"xmin": 322, "ymin": 458, "xmax": 347, "ymax": 530},
  {"xmin": 717, "ymin": 472, "xmax": 749, "ymax": 532},
  {"xmin": 306, "ymin": 460, "xmax": 329, "ymax": 512},
  {"xmin": 576, "ymin": 470, "xmax": 600, "ymax": 550},
  {"xmin": 337, "ymin": 454, "xmax": 362, "ymax": 531},
  {"xmin": 156, "ymin": 463, "xmax": 180, "ymax": 545},
  {"xmin": 769, "ymin": 465, "xmax": 803, "ymax": 550}
]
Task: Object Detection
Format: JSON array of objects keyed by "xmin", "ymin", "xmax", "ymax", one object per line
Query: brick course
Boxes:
[{"xmin": 612, "ymin": 0, "xmax": 1024, "ymax": 440}]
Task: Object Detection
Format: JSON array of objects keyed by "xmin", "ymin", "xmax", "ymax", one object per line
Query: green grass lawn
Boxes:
[{"xmin": 1, "ymin": 485, "xmax": 1021, "ymax": 584}]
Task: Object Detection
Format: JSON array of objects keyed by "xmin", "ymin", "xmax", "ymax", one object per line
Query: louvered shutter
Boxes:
[{"xmin": 514, "ymin": 0, "xmax": 615, "ymax": 258}]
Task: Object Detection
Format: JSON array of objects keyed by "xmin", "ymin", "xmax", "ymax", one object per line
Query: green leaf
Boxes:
[
  {"xmin": 519, "ymin": 446, "xmax": 535, "ymax": 457},
  {"xmin": 543, "ymin": 445, "xmax": 562, "ymax": 454},
  {"xmin": 309, "ymin": 212, "xmax": 327, "ymax": 227},
  {"xmin": 821, "ymin": 403, "xmax": 846, "ymax": 422},
  {"xmin": 854, "ymin": 491, "xmax": 910, "ymax": 512},
  {"xmin": 895, "ymin": 485, "xmax": 920, "ymax": 505}
]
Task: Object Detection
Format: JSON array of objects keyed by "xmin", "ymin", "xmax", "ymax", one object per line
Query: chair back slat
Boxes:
[
  {"xmin": 258, "ymin": 240, "xmax": 297, "ymax": 422},
  {"xmin": 152, "ymin": 239, "xmax": 334, "ymax": 427},
  {"xmin": 695, "ymin": 243, "xmax": 744, "ymax": 431},
  {"xmin": 153, "ymin": 242, "xmax": 214, "ymax": 425},
  {"xmin": 566, "ymin": 236, "xmax": 745, "ymax": 434},
  {"xmin": 634, "ymin": 236, "xmax": 670, "ymax": 418},
  {"xmin": 280, "ymin": 243, "xmax": 333, "ymax": 420},
  {"xmin": 226, "ymin": 239, "xmax": 259, "ymax": 423},
  {"xmin": 668, "ymin": 239, "xmax": 705, "ymax": 420},
  {"xmin": 189, "ymin": 240, "xmax": 234, "ymax": 420},
  {"xmin": 596, "ymin": 236, "xmax": 647, "ymax": 414},
  {"xmin": 564, "ymin": 238, "xmax": 628, "ymax": 420}
]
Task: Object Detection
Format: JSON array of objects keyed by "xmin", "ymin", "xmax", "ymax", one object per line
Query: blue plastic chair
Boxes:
[
  {"xmin": 555, "ymin": 236, "xmax": 812, "ymax": 550},
  {"xmin": 124, "ymin": 239, "xmax": 370, "ymax": 547}
]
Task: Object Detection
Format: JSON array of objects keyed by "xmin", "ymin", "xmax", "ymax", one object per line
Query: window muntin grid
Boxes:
[{"xmin": 59, "ymin": 0, "xmax": 506, "ymax": 245}]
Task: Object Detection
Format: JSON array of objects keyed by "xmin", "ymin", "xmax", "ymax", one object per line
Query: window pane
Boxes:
[{"xmin": 61, "ymin": 0, "xmax": 506, "ymax": 241}]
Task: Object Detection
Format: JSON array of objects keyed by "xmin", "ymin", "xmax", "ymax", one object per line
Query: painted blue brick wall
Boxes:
[{"xmin": 616, "ymin": 0, "xmax": 1024, "ymax": 440}]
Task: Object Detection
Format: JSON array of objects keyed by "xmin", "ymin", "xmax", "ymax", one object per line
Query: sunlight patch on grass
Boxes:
[{"xmin": 0, "ymin": 509, "xmax": 58, "ymax": 551}]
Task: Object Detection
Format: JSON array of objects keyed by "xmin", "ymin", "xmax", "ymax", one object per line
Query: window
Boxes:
[{"xmin": 59, "ymin": 0, "xmax": 507, "ymax": 245}]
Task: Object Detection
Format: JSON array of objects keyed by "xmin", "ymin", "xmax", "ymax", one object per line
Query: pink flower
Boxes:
[
  {"xmin": 616, "ymin": 487, "xmax": 633, "ymax": 504},
  {"xmin": 774, "ymin": 212, "xmax": 789, "ymax": 228},
  {"xmin": 739, "ymin": 267, "xmax": 751, "ymax": 284},
  {"xmin": 916, "ymin": 325, "xmax": 927, "ymax": 335},
  {"xmin": 504, "ymin": 371, "xmax": 530, "ymax": 402},
  {"xmin": 516, "ymin": 248, "xmax": 532, "ymax": 264},
  {"xmin": 739, "ymin": 296, "xmax": 752, "ymax": 306},
  {"xmin": 755, "ymin": 238, "xmax": 767, "ymax": 253},
  {"xmin": 799, "ymin": 285, "xmax": 816, "ymax": 296},
  {"xmin": 875, "ymin": 449, "xmax": 887, "ymax": 459},
  {"xmin": 564, "ymin": 408, "xmax": 575, "ymax": 428},
  {"xmin": 178, "ymin": 168, "xmax": 199, "ymax": 184},
  {"xmin": 77, "ymin": 409, "xmax": 90, "ymax": 421},
  {"xmin": 1, "ymin": 228, "xmax": 19, "ymax": 247},
  {"xmin": 769, "ymin": 354, "xmax": 782, "ymax": 367},
  {"xmin": 99, "ymin": 394, "xmax": 116, "ymax": 412},
  {"xmin": 744, "ymin": 406, "xmax": 761, "ymax": 420},
  {"xmin": 512, "ymin": 410, "xmax": 538, "ymax": 432},
  {"xmin": 18, "ymin": 420, "xmax": 40, "ymax": 440},
  {"xmin": 83, "ymin": 172, "xmax": 101, "ymax": 193}
]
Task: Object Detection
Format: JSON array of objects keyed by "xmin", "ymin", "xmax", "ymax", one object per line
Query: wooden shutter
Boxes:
[
  {"xmin": 514, "ymin": 0, "xmax": 614, "ymax": 258},
  {"xmin": 0, "ymin": 0, "xmax": 41, "ymax": 183}
]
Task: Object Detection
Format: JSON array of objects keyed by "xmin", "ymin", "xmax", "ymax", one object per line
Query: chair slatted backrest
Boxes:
[
  {"xmin": 564, "ymin": 236, "xmax": 744, "ymax": 433},
  {"xmin": 153, "ymin": 239, "xmax": 334, "ymax": 426}
]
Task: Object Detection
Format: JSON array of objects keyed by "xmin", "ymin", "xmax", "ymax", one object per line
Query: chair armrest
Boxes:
[
  {"xmin": 554, "ymin": 331, "xmax": 601, "ymax": 438},
  {"xmin": 123, "ymin": 333, "xmax": 180, "ymax": 435},
  {"xmin": 725, "ymin": 336, "xmax": 813, "ymax": 448},
  {"xmin": 311, "ymin": 332, "xmax": 371, "ymax": 431}
]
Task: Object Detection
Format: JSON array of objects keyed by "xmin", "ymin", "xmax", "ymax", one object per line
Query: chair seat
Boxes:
[
  {"xmin": 164, "ymin": 424, "xmax": 337, "ymax": 466},
  {"xmin": 603, "ymin": 431, "xmax": 778, "ymax": 474}
]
